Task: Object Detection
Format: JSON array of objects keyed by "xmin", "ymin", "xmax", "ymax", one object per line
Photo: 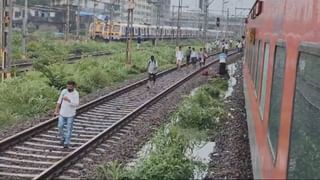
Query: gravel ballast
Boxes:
[{"xmin": 206, "ymin": 60, "xmax": 253, "ymax": 179}]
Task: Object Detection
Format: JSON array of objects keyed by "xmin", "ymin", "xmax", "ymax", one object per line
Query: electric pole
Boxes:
[
  {"xmin": 0, "ymin": 0, "xmax": 13, "ymax": 80},
  {"xmin": 126, "ymin": 0, "xmax": 134, "ymax": 65},
  {"xmin": 147, "ymin": 0, "xmax": 161, "ymax": 46},
  {"xmin": 108, "ymin": 0, "xmax": 118, "ymax": 41},
  {"xmin": 156, "ymin": 4, "xmax": 160, "ymax": 44},
  {"xmin": 65, "ymin": 0, "xmax": 70, "ymax": 41},
  {"xmin": 91, "ymin": 0, "xmax": 98, "ymax": 39},
  {"xmin": 221, "ymin": 0, "xmax": 228, "ymax": 39},
  {"xmin": 171, "ymin": 6, "xmax": 175, "ymax": 42},
  {"xmin": 176, "ymin": 0, "xmax": 182, "ymax": 46},
  {"xmin": 76, "ymin": 0, "xmax": 81, "ymax": 40},
  {"xmin": 22, "ymin": 0, "xmax": 28, "ymax": 59},
  {"xmin": 226, "ymin": 8, "xmax": 229, "ymax": 39},
  {"xmin": 203, "ymin": 0, "xmax": 208, "ymax": 44}
]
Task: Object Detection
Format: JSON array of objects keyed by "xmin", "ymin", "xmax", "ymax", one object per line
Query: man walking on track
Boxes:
[
  {"xmin": 203, "ymin": 48, "xmax": 208, "ymax": 66},
  {"xmin": 176, "ymin": 46, "xmax": 184, "ymax": 69},
  {"xmin": 137, "ymin": 35, "xmax": 142, "ymax": 49},
  {"xmin": 219, "ymin": 50, "xmax": 227, "ymax": 75},
  {"xmin": 199, "ymin": 48, "xmax": 204, "ymax": 67},
  {"xmin": 147, "ymin": 55, "xmax": 158, "ymax": 89},
  {"xmin": 185, "ymin": 46, "xmax": 191, "ymax": 66},
  {"xmin": 54, "ymin": 81, "xmax": 80, "ymax": 148},
  {"xmin": 190, "ymin": 47, "xmax": 198, "ymax": 69}
]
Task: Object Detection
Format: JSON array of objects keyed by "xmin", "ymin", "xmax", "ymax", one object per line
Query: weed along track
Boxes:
[
  {"xmin": 0, "ymin": 52, "xmax": 239, "ymax": 179},
  {"xmin": 0, "ymin": 51, "xmax": 113, "ymax": 73}
]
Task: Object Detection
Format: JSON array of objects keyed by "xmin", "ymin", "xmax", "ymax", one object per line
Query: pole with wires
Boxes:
[
  {"xmin": 156, "ymin": 4, "xmax": 160, "ymax": 45},
  {"xmin": 22, "ymin": 0, "xmax": 28, "ymax": 58},
  {"xmin": 126, "ymin": 0, "xmax": 134, "ymax": 65},
  {"xmin": 176, "ymin": 0, "xmax": 182, "ymax": 46},
  {"xmin": 65, "ymin": 0, "xmax": 70, "ymax": 41},
  {"xmin": 203, "ymin": 0, "xmax": 208, "ymax": 43},
  {"xmin": 0, "ymin": 0, "xmax": 13, "ymax": 80},
  {"xmin": 76, "ymin": 0, "xmax": 81, "ymax": 40}
]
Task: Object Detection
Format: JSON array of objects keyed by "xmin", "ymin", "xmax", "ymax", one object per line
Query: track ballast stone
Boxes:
[{"xmin": 206, "ymin": 61, "xmax": 253, "ymax": 179}]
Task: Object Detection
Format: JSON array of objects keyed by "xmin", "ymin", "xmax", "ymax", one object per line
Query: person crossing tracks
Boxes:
[
  {"xmin": 147, "ymin": 55, "xmax": 158, "ymax": 89},
  {"xmin": 54, "ymin": 80, "xmax": 80, "ymax": 149}
]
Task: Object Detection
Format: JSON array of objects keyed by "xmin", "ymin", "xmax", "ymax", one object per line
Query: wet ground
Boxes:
[{"xmin": 206, "ymin": 60, "xmax": 253, "ymax": 179}]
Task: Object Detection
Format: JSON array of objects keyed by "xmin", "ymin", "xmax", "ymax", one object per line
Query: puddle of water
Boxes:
[
  {"xmin": 127, "ymin": 142, "xmax": 152, "ymax": 168},
  {"xmin": 191, "ymin": 87, "xmax": 201, "ymax": 96},
  {"xmin": 225, "ymin": 63, "xmax": 237, "ymax": 99},
  {"xmin": 191, "ymin": 141, "xmax": 216, "ymax": 179}
]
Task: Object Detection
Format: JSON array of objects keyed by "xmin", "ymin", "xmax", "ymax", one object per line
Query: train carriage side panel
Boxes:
[{"xmin": 244, "ymin": 0, "xmax": 320, "ymax": 179}]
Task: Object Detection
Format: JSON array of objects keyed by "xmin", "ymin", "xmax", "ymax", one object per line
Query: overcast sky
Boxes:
[{"xmin": 171, "ymin": 0, "xmax": 255, "ymax": 16}]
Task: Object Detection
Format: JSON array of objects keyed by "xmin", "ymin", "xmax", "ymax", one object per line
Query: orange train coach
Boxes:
[{"xmin": 244, "ymin": 0, "xmax": 320, "ymax": 179}]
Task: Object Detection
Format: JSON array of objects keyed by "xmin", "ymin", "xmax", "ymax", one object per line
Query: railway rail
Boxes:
[
  {"xmin": 0, "ymin": 51, "xmax": 238, "ymax": 179},
  {"xmin": 0, "ymin": 51, "xmax": 112, "ymax": 73}
]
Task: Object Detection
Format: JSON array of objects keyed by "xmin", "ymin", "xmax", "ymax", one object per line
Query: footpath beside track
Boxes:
[{"xmin": 0, "ymin": 51, "xmax": 239, "ymax": 179}]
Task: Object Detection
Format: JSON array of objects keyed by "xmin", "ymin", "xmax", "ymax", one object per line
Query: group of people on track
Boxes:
[
  {"xmin": 55, "ymin": 39, "xmax": 242, "ymax": 149},
  {"xmin": 176, "ymin": 46, "xmax": 209, "ymax": 69}
]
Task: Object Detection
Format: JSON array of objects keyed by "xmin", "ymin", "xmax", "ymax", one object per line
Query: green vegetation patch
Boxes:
[{"xmin": 0, "ymin": 40, "xmax": 184, "ymax": 128}]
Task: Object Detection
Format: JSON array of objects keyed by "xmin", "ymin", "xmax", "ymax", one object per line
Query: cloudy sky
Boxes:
[{"xmin": 171, "ymin": 0, "xmax": 255, "ymax": 16}]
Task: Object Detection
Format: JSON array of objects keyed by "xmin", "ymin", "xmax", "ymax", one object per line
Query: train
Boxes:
[
  {"xmin": 88, "ymin": 19, "xmax": 234, "ymax": 40},
  {"xmin": 244, "ymin": 0, "xmax": 320, "ymax": 179}
]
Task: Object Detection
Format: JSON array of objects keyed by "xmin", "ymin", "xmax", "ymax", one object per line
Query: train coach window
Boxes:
[
  {"xmin": 259, "ymin": 43, "xmax": 270, "ymax": 118},
  {"xmin": 268, "ymin": 46, "xmax": 286, "ymax": 158},
  {"xmin": 251, "ymin": 42, "xmax": 258, "ymax": 82},
  {"xmin": 288, "ymin": 52, "xmax": 320, "ymax": 179},
  {"xmin": 255, "ymin": 40, "xmax": 263, "ymax": 92}
]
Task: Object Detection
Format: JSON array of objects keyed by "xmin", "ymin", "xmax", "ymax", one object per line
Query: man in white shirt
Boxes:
[
  {"xmin": 54, "ymin": 81, "xmax": 80, "ymax": 148},
  {"xmin": 146, "ymin": 55, "xmax": 158, "ymax": 89},
  {"xmin": 237, "ymin": 40, "xmax": 243, "ymax": 52},
  {"xmin": 176, "ymin": 46, "xmax": 184, "ymax": 69},
  {"xmin": 190, "ymin": 47, "xmax": 198, "ymax": 69},
  {"xmin": 224, "ymin": 42, "xmax": 230, "ymax": 54}
]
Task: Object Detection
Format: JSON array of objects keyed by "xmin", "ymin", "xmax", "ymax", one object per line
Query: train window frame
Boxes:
[
  {"xmin": 259, "ymin": 40, "xmax": 270, "ymax": 120},
  {"xmin": 252, "ymin": 41, "xmax": 260, "ymax": 96},
  {"xmin": 249, "ymin": 41, "xmax": 255, "ymax": 79},
  {"xmin": 267, "ymin": 41, "xmax": 287, "ymax": 163},
  {"xmin": 255, "ymin": 40, "xmax": 263, "ymax": 95},
  {"xmin": 288, "ymin": 43, "xmax": 320, "ymax": 179}
]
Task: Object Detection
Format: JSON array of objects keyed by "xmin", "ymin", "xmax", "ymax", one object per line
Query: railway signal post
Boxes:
[
  {"xmin": 126, "ymin": 0, "xmax": 134, "ymax": 65},
  {"xmin": 0, "ymin": 0, "xmax": 13, "ymax": 81}
]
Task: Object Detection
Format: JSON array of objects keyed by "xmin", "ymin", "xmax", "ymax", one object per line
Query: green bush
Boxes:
[
  {"xmin": 175, "ymin": 80, "xmax": 228, "ymax": 131},
  {"xmin": 0, "ymin": 41, "xmax": 187, "ymax": 128},
  {"xmin": 98, "ymin": 127, "xmax": 204, "ymax": 180},
  {"xmin": 0, "ymin": 75, "xmax": 58, "ymax": 127}
]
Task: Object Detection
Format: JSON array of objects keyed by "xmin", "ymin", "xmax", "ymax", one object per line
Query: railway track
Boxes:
[
  {"xmin": 0, "ymin": 51, "xmax": 238, "ymax": 179},
  {"xmin": 0, "ymin": 51, "xmax": 112, "ymax": 73}
]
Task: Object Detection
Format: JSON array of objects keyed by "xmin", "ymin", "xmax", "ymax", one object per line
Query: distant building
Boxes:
[
  {"xmin": 53, "ymin": 0, "xmax": 170, "ymax": 25},
  {"xmin": 159, "ymin": 0, "xmax": 171, "ymax": 25},
  {"xmin": 118, "ymin": 0, "xmax": 153, "ymax": 24},
  {"xmin": 13, "ymin": 5, "xmax": 65, "ymax": 32}
]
